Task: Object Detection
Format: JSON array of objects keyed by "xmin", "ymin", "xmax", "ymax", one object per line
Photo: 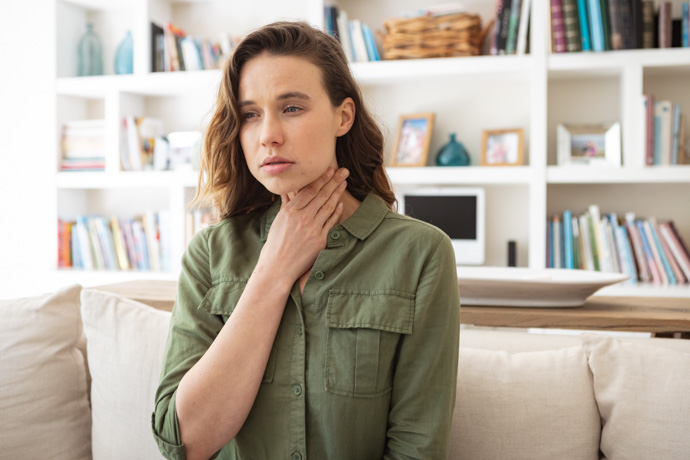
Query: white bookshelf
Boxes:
[{"xmin": 52, "ymin": 0, "xmax": 690, "ymax": 297}]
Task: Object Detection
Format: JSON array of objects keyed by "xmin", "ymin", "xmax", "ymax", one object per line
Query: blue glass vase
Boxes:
[
  {"xmin": 114, "ymin": 30, "xmax": 134, "ymax": 74},
  {"xmin": 78, "ymin": 23, "xmax": 103, "ymax": 76},
  {"xmin": 436, "ymin": 133, "xmax": 470, "ymax": 166}
]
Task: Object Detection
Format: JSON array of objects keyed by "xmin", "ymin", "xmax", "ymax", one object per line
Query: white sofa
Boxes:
[{"xmin": 1, "ymin": 284, "xmax": 689, "ymax": 460}]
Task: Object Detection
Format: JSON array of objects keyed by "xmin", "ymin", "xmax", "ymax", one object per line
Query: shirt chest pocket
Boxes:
[
  {"xmin": 325, "ymin": 290, "xmax": 415, "ymax": 398},
  {"xmin": 198, "ymin": 280, "xmax": 277, "ymax": 383}
]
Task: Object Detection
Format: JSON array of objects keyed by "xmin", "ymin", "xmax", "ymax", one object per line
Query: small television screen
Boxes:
[{"xmin": 400, "ymin": 188, "xmax": 485, "ymax": 265}]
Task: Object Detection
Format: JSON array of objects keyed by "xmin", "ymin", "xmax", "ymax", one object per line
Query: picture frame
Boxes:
[
  {"xmin": 480, "ymin": 128, "xmax": 524, "ymax": 166},
  {"xmin": 390, "ymin": 113, "xmax": 435, "ymax": 167},
  {"xmin": 557, "ymin": 122, "xmax": 621, "ymax": 167}
]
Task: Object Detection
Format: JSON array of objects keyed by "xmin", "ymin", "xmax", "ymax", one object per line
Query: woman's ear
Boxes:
[{"xmin": 335, "ymin": 97, "xmax": 355, "ymax": 137}]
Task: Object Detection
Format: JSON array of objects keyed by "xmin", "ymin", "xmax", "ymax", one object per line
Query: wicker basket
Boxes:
[{"xmin": 381, "ymin": 13, "xmax": 482, "ymax": 60}]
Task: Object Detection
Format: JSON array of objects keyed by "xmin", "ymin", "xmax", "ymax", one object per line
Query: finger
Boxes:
[
  {"xmin": 303, "ymin": 167, "xmax": 349, "ymax": 217},
  {"xmin": 280, "ymin": 193, "xmax": 290, "ymax": 208},
  {"xmin": 322, "ymin": 202, "xmax": 344, "ymax": 234},
  {"xmin": 288, "ymin": 167, "xmax": 334, "ymax": 209},
  {"xmin": 314, "ymin": 180, "xmax": 347, "ymax": 225}
]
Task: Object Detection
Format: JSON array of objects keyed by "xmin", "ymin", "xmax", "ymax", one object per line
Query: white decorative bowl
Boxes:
[{"xmin": 457, "ymin": 266, "xmax": 630, "ymax": 307}]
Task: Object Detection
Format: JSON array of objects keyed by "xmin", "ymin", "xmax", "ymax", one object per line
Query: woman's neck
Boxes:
[{"xmin": 337, "ymin": 190, "xmax": 361, "ymax": 225}]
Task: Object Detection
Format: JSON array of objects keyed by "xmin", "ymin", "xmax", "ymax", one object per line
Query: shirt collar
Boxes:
[{"xmin": 260, "ymin": 192, "xmax": 389, "ymax": 242}]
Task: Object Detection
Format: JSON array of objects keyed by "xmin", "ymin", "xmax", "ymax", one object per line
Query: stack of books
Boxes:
[
  {"xmin": 185, "ymin": 208, "xmax": 215, "ymax": 247},
  {"xmin": 150, "ymin": 22, "xmax": 236, "ymax": 72},
  {"xmin": 640, "ymin": 96, "xmax": 689, "ymax": 166},
  {"xmin": 58, "ymin": 211, "xmax": 171, "ymax": 272},
  {"xmin": 490, "ymin": 0, "xmax": 533, "ymax": 55},
  {"xmin": 547, "ymin": 205, "xmax": 690, "ymax": 286},
  {"xmin": 550, "ymin": 0, "xmax": 690, "ymax": 53},
  {"xmin": 60, "ymin": 119, "xmax": 106, "ymax": 172},
  {"xmin": 323, "ymin": 6, "xmax": 381, "ymax": 62}
]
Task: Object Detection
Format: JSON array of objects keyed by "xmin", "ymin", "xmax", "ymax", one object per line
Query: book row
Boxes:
[
  {"xmin": 323, "ymin": 6, "xmax": 381, "ymax": 62},
  {"xmin": 550, "ymin": 0, "xmax": 690, "ymax": 53},
  {"xmin": 60, "ymin": 119, "xmax": 106, "ymax": 172},
  {"xmin": 58, "ymin": 212, "xmax": 171, "ymax": 272},
  {"xmin": 547, "ymin": 205, "xmax": 690, "ymax": 286},
  {"xmin": 120, "ymin": 116, "xmax": 201, "ymax": 171},
  {"xmin": 640, "ymin": 96, "xmax": 688, "ymax": 166},
  {"xmin": 184, "ymin": 209, "xmax": 215, "ymax": 247},
  {"xmin": 491, "ymin": 0, "xmax": 533, "ymax": 55},
  {"xmin": 150, "ymin": 22, "xmax": 236, "ymax": 72}
]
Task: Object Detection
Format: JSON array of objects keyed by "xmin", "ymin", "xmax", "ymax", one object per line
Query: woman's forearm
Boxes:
[{"xmin": 175, "ymin": 261, "xmax": 293, "ymax": 460}]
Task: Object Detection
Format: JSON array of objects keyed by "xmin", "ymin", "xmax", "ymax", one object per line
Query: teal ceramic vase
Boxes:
[
  {"xmin": 436, "ymin": 133, "xmax": 470, "ymax": 166},
  {"xmin": 78, "ymin": 23, "xmax": 103, "ymax": 76},
  {"xmin": 114, "ymin": 31, "xmax": 134, "ymax": 74}
]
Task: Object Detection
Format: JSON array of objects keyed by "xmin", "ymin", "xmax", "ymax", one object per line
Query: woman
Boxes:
[{"xmin": 152, "ymin": 21, "xmax": 460, "ymax": 460}]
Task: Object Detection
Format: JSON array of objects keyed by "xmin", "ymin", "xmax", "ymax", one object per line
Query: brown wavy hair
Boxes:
[{"xmin": 191, "ymin": 21, "xmax": 396, "ymax": 219}]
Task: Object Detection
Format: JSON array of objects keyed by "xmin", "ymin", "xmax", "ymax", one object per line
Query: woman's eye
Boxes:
[
  {"xmin": 242, "ymin": 112, "xmax": 258, "ymax": 120},
  {"xmin": 284, "ymin": 106, "xmax": 301, "ymax": 114}
]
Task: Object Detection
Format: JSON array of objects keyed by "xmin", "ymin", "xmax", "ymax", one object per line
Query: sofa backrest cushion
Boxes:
[
  {"xmin": 80, "ymin": 288, "xmax": 171, "ymax": 460},
  {"xmin": 450, "ymin": 345, "xmax": 600, "ymax": 460},
  {"xmin": 0, "ymin": 284, "xmax": 92, "ymax": 460},
  {"xmin": 584, "ymin": 334, "xmax": 690, "ymax": 460}
]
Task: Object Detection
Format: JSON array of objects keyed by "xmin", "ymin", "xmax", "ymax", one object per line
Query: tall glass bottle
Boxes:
[{"xmin": 78, "ymin": 23, "xmax": 103, "ymax": 76}]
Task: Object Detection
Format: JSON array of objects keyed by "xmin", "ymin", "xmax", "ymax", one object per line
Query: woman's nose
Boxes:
[{"xmin": 259, "ymin": 113, "xmax": 284, "ymax": 147}]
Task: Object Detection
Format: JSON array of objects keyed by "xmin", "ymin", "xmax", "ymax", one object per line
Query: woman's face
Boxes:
[{"xmin": 238, "ymin": 53, "xmax": 354, "ymax": 196}]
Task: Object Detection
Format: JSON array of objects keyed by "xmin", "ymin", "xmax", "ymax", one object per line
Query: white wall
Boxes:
[{"xmin": 0, "ymin": 0, "xmax": 58, "ymax": 298}]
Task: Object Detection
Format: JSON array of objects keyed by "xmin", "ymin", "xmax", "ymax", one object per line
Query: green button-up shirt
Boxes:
[{"xmin": 152, "ymin": 192, "xmax": 461, "ymax": 460}]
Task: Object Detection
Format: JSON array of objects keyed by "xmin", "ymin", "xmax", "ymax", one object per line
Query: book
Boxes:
[
  {"xmin": 336, "ymin": 9, "xmax": 354, "ymax": 62},
  {"xmin": 349, "ymin": 20, "xmax": 369, "ymax": 62},
  {"xmin": 619, "ymin": 0, "xmax": 635, "ymax": 48},
  {"xmin": 498, "ymin": 0, "xmax": 514, "ymax": 54},
  {"xmin": 491, "ymin": 0, "xmax": 506, "ymax": 55},
  {"xmin": 506, "ymin": 0, "xmax": 523, "ymax": 53},
  {"xmin": 659, "ymin": 1, "xmax": 672, "ymax": 48},
  {"xmin": 643, "ymin": 94, "xmax": 655, "ymax": 166},
  {"xmin": 551, "ymin": 0, "xmax": 568, "ymax": 52},
  {"xmin": 608, "ymin": 213, "xmax": 626, "ymax": 274},
  {"xmin": 143, "ymin": 210, "xmax": 160, "ymax": 271},
  {"xmin": 588, "ymin": 0, "xmax": 605, "ymax": 51},
  {"xmin": 641, "ymin": 1, "xmax": 655, "ymax": 48},
  {"xmin": 608, "ymin": 0, "xmax": 623, "ymax": 50},
  {"xmin": 655, "ymin": 100, "xmax": 673, "ymax": 165},
  {"xmin": 636, "ymin": 219, "xmax": 662, "ymax": 284},
  {"xmin": 564, "ymin": 210, "xmax": 574, "ymax": 268},
  {"xmin": 631, "ymin": 0, "xmax": 644, "ymax": 48},
  {"xmin": 654, "ymin": 220, "xmax": 687, "ymax": 284},
  {"xmin": 563, "ymin": 0, "xmax": 582, "ymax": 51},
  {"xmin": 110, "ymin": 216, "xmax": 131, "ymax": 270},
  {"xmin": 625, "ymin": 213, "xmax": 650, "ymax": 282},
  {"xmin": 579, "ymin": 214, "xmax": 595, "ymax": 270},
  {"xmin": 361, "ymin": 23, "xmax": 380, "ymax": 61},
  {"xmin": 671, "ymin": 103, "xmax": 681, "ymax": 165},
  {"xmin": 589, "ymin": 204, "xmax": 605, "ymax": 271},
  {"xmin": 517, "ymin": 0, "xmax": 532, "ymax": 54},
  {"xmin": 572, "ymin": 216, "xmax": 582, "ymax": 269},
  {"xmin": 659, "ymin": 221, "xmax": 690, "ymax": 281},
  {"xmin": 547, "ymin": 219, "xmax": 553, "ymax": 267},
  {"xmin": 684, "ymin": 2, "xmax": 689, "ymax": 47},
  {"xmin": 599, "ymin": 0, "xmax": 611, "ymax": 50},
  {"xmin": 554, "ymin": 215, "xmax": 562, "ymax": 268},
  {"xmin": 576, "ymin": 0, "xmax": 592, "ymax": 50},
  {"xmin": 618, "ymin": 223, "xmax": 639, "ymax": 283}
]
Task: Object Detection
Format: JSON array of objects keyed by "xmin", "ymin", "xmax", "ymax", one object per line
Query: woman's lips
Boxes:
[{"xmin": 261, "ymin": 161, "xmax": 294, "ymax": 175}]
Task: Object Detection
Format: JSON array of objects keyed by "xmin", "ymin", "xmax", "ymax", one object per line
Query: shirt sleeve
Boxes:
[
  {"xmin": 151, "ymin": 228, "xmax": 225, "ymax": 460},
  {"xmin": 384, "ymin": 233, "xmax": 461, "ymax": 459}
]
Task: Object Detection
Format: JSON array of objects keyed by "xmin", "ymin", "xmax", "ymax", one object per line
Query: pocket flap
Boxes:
[
  {"xmin": 198, "ymin": 280, "xmax": 247, "ymax": 316},
  {"xmin": 326, "ymin": 290, "xmax": 415, "ymax": 334}
]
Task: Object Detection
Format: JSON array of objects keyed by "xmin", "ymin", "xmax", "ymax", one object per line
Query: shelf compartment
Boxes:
[
  {"xmin": 547, "ymin": 165, "xmax": 690, "ymax": 183},
  {"xmin": 387, "ymin": 166, "xmax": 533, "ymax": 185}
]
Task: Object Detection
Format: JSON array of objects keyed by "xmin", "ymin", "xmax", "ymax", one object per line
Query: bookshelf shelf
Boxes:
[
  {"xmin": 548, "ymin": 48, "xmax": 690, "ymax": 78},
  {"xmin": 387, "ymin": 166, "xmax": 534, "ymax": 186},
  {"xmin": 547, "ymin": 165, "xmax": 690, "ymax": 184},
  {"xmin": 597, "ymin": 283, "xmax": 690, "ymax": 298},
  {"xmin": 56, "ymin": 170, "xmax": 194, "ymax": 189}
]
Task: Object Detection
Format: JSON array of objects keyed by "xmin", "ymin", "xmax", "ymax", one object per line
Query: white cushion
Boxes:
[
  {"xmin": 584, "ymin": 334, "xmax": 690, "ymax": 460},
  {"xmin": 80, "ymin": 288, "xmax": 172, "ymax": 460},
  {"xmin": 450, "ymin": 345, "xmax": 600, "ymax": 460},
  {"xmin": 0, "ymin": 284, "xmax": 91, "ymax": 460}
]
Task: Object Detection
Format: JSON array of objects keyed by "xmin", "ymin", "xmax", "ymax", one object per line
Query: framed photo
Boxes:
[
  {"xmin": 557, "ymin": 122, "xmax": 621, "ymax": 166},
  {"xmin": 390, "ymin": 113, "xmax": 435, "ymax": 167},
  {"xmin": 481, "ymin": 128, "xmax": 524, "ymax": 166}
]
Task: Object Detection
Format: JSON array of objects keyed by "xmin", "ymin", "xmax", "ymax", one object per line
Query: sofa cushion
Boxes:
[
  {"xmin": 451, "ymin": 345, "xmax": 600, "ymax": 460},
  {"xmin": 81, "ymin": 288, "xmax": 172, "ymax": 460},
  {"xmin": 584, "ymin": 334, "xmax": 690, "ymax": 460},
  {"xmin": 0, "ymin": 284, "xmax": 91, "ymax": 460}
]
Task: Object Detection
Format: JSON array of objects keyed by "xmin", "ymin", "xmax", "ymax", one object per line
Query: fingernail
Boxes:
[
  {"xmin": 326, "ymin": 167, "xmax": 334, "ymax": 177},
  {"xmin": 339, "ymin": 168, "xmax": 349, "ymax": 178},
  {"xmin": 339, "ymin": 181, "xmax": 347, "ymax": 188}
]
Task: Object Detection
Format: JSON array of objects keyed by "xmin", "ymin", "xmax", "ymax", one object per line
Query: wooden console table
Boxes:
[{"xmin": 92, "ymin": 281, "xmax": 690, "ymax": 336}]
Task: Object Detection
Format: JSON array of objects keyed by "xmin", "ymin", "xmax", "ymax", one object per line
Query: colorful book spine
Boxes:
[
  {"xmin": 572, "ymin": 216, "xmax": 582, "ymax": 269},
  {"xmin": 599, "ymin": 0, "xmax": 611, "ymax": 50},
  {"xmin": 547, "ymin": 219, "xmax": 554, "ymax": 268},
  {"xmin": 641, "ymin": 1, "xmax": 655, "ymax": 48},
  {"xmin": 683, "ymin": 2, "xmax": 689, "ymax": 47},
  {"xmin": 588, "ymin": 0, "xmax": 605, "ymax": 51},
  {"xmin": 644, "ymin": 94, "xmax": 655, "ymax": 166},
  {"xmin": 589, "ymin": 205, "xmax": 605, "ymax": 271},
  {"xmin": 563, "ymin": 0, "xmax": 582, "ymax": 51},
  {"xmin": 619, "ymin": 224, "xmax": 638, "ymax": 283},
  {"xmin": 671, "ymin": 103, "xmax": 682, "ymax": 165},
  {"xmin": 619, "ymin": 0, "xmax": 635, "ymax": 48},
  {"xmin": 505, "ymin": 0, "xmax": 522, "ymax": 54},
  {"xmin": 554, "ymin": 215, "xmax": 562, "ymax": 268},
  {"xmin": 655, "ymin": 221, "xmax": 687, "ymax": 284},
  {"xmin": 580, "ymin": 215, "xmax": 595, "ymax": 270},
  {"xmin": 551, "ymin": 0, "xmax": 568, "ymax": 52},
  {"xmin": 659, "ymin": 222, "xmax": 690, "ymax": 281},
  {"xmin": 659, "ymin": 2, "xmax": 673, "ymax": 48},
  {"xmin": 516, "ymin": 0, "xmax": 532, "ymax": 55},
  {"xmin": 625, "ymin": 213, "xmax": 650, "ymax": 282},
  {"xmin": 576, "ymin": 0, "xmax": 592, "ymax": 50},
  {"xmin": 498, "ymin": 0, "xmax": 514, "ymax": 54},
  {"xmin": 491, "ymin": 0, "xmax": 505, "ymax": 55},
  {"xmin": 608, "ymin": 0, "xmax": 623, "ymax": 50},
  {"xmin": 564, "ymin": 210, "xmax": 574, "ymax": 268},
  {"xmin": 636, "ymin": 220, "xmax": 662, "ymax": 284}
]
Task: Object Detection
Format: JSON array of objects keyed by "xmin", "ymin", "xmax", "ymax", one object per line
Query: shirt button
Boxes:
[
  {"xmin": 314, "ymin": 270, "xmax": 325, "ymax": 280},
  {"xmin": 297, "ymin": 325, "xmax": 303, "ymax": 335},
  {"xmin": 293, "ymin": 385, "xmax": 303, "ymax": 396},
  {"xmin": 291, "ymin": 453, "xmax": 303, "ymax": 460},
  {"xmin": 330, "ymin": 230, "xmax": 340, "ymax": 240}
]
